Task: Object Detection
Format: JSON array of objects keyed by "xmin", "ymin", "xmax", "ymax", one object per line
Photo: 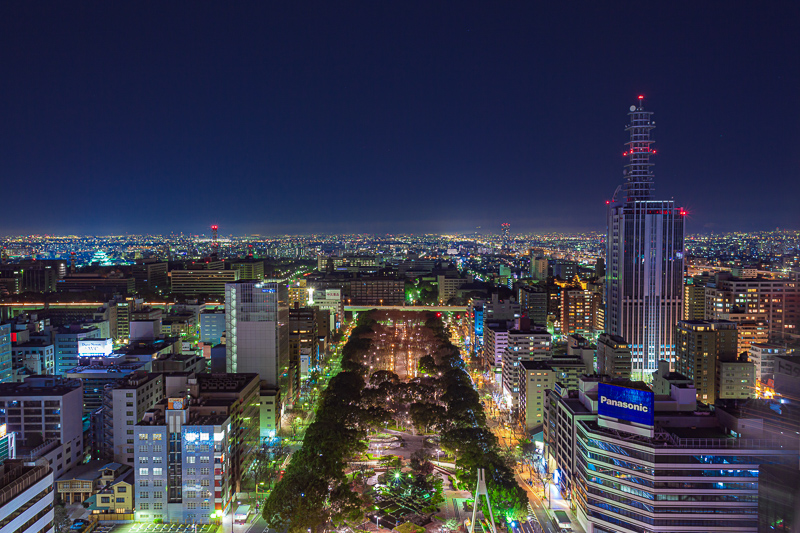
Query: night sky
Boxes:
[{"xmin": 2, "ymin": 2, "xmax": 799, "ymax": 236}]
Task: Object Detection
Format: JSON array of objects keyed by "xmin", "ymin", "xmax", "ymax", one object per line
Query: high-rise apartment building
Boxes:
[
  {"xmin": 483, "ymin": 323, "xmax": 509, "ymax": 369},
  {"xmin": 596, "ymin": 333, "xmax": 632, "ymax": 379},
  {"xmin": 102, "ymin": 371, "xmax": 165, "ymax": 466},
  {"xmin": 560, "ymin": 285, "xmax": 601, "ymax": 336},
  {"xmin": 704, "ymin": 272, "xmax": 800, "ymax": 342},
  {"xmin": 500, "ymin": 320, "xmax": 552, "ymax": 408},
  {"xmin": 225, "ymin": 280, "xmax": 289, "ymax": 434},
  {"xmin": 675, "ymin": 319, "xmax": 738, "ymax": 404},
  {"xmin": 517, "ymin": 284, "xmax": 547, "ymax": 326},
  {"xmin": 606, "ymin": 98, "xmax": 685, "ymax": 377},
  {"xmin": 529, "ymin": 255, "xmax": 548, "ymax": 281},
  {"xmin": 483, "ymin": 294, "xmax": 521, "ymax": 329},
  {"xmin": 288, "ymin": 278, "xmax": 309, "ymax": 308},
  {"xmin": 500, "ymin": 223, "xmax": 510, "ymax": 250},
  {"xmin": 749, "ymin": 343, "xmax": 790, "ymax": 384},
  {"xmin": 517, "ymin": 360, "xmax": 554, "ymax": 430},
  {"xmin": 288, "ymin": 306, "xmax": 319, "ymax": 401}
]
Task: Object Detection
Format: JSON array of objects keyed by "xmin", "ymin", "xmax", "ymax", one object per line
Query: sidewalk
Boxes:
[{"xmin": 516, "ymin": 470, "xmax": 585, "ymax": 533}]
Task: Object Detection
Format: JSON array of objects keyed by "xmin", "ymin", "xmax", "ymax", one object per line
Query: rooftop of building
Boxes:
[
  {"xmin": 64, "ymin": 362, "xmax": 144, "ymax": 375},
  {"xmin": 658, "ymin": 371, "xmax": 692, "ymax": 381},
  {"xmin": 191, "ymin": 372, "xmax": 260, "ymax": 393},
  {"xmin": 156, "ymin": 352, "xmax": 200, "ymax": 362},
  {"xmin": 115, "ymin": 370, "xmax": 162, "ymax": 390},
  {"xmin": 0, "ymin": 459, "xmax": 51, "ymax": 508},
  {"xmin": 548, "ymin": 356, "xmax": 587, "ymax": 366},
  {"xmin": 56, "ymin": 460, "xmax": 126, "ymax": 482},
  {"xmin": 56, "ymin": 325, "xmax": 100, "ymax": 334},
  {"xmin": 12, "ymin": 340, "xmax": 54, "ymax": 348},
  {"xmin": 136, "ymin": 407, "xmax": 230, "ymax": 427},
  {"xmin": 679, "ymin": 319, "xmax": 736, "ymax": 328},
  {"xmin": 598, "ymin": 332, "xmax": 626, "ymax": 345},
  {"xmin": 717, "ymin": 398, "xmax": 800, "ymax": 422},
  {"xmin": 118, "ymin": 337, "xmax": 179, "ymax": 355},
  {"xmin": 751, "ymin": 343, "xmax": 790, "ymax": 350},
  {"xmin": 508, "ymin": 326, "xmax": 549, "ymax": 335},
  {"xmin": 599, "ymin": 379, "xmax": 652, "ymax": 393},
  {"xmin": 580, "ymin": 419, "xmax": 784, "ymax": 450},
  {"xmin": 668, "ymin": 426, "xmax": 729, "ymax": 439},
  {"xmin": 562, "ymin": 396, "xmax": 594, "ymax": 414},
  {"xmin": 0, "ymin": 376, "xmax": 81, "ymax": 396},
  {"xmin": 520, "ymin": 360, "xmax": 553, "ymax": 371}
]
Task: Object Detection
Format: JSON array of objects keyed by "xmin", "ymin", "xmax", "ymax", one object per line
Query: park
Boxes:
[{"xmin": 260, "ymin": 310, "xmax": 527, "ymax": 533}]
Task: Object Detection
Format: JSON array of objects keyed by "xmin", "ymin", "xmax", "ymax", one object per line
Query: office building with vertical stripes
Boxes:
[{"xmin": 606, "ymin": 97, "xmax": 685, "ymax": 378}]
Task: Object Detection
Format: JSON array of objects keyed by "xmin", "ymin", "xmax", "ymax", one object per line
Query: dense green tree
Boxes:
[
  {"xmin": 417, "ymin": 355, "xmax": 439, "ymax": 376},
  {"xmin": 409, "ymin": 402, "xmax": 446, "ymax": 433},
  {"xmin": 369, "ymin": 370, "xmax": 399, "ymax": 387}
]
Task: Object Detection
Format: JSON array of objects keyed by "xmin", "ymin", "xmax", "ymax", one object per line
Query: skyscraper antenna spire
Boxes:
[{"xmin": 621, "ymin": 96, "xmax": 655, "ymax": 202}]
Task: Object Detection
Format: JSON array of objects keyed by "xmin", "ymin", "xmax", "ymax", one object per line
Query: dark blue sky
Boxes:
[{"xmin": 2, "ymin": 2, "xmax": 799, "ymax": 236}]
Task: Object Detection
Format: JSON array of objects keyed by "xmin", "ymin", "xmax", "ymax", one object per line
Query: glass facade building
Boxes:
[
  {"xmin": 575, "ymin": 420, "xmax": 796, "ymax": 533},
  {"xmin": 607, "ymin": 99, "xmax": 685, "ymax": 377}
]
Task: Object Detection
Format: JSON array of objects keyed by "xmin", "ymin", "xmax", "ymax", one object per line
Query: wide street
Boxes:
[{"xmin": 448, "ymin": 315, "xmax": 584, "ymax": 533}]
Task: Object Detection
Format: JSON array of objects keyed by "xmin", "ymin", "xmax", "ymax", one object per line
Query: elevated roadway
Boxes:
[{"xmin": 344, "ymin": 305, "xmax": 467, "ymax": 312}]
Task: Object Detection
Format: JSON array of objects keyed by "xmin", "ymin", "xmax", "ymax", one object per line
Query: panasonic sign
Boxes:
[{"xmin": 598, "ymin": 383, "xmax": 654, "ymax": 426}]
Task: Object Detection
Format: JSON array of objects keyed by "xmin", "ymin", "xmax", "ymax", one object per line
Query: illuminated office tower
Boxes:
[
  {"xmin": 606, "ymin": 97, "xmax": 685, "ymax": 378},
  {"xmin": 225, "ymin": 280, "xmax": 288, "ymax": 435},
  {"xmin": 225, "ymin": 280, "xmax": 288, "ymax": 385}
]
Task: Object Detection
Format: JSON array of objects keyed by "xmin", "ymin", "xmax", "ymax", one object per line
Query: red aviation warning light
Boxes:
[
  {"xmin": 679, "ymin": 209, "xmax": 687, "ymax": 216},
  {"xmin": 605, "ymin": 200, "xmax": 610, "ymax": 205},
  {"xmin": 638, "ymin": 95, "xmax": 644, "ymax": 100}
]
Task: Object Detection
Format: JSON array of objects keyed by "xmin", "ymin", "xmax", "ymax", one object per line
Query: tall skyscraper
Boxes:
[
  {"xmin": 501, "ymin": 222, "xmax": 510, "ymax": 250},
  {"xmin": 225, "ymin": 280, "xmax": 289, "ymax": 393},
  {"xmin": 606, "ymin": 97, "xmax": 685, "ymax": 378}
]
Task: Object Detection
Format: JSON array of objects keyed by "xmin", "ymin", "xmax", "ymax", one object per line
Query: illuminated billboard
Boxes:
[
  {"xmin": 78, "ymin": 338, "xmax": 113, "ymax": 357},
  {"xmin": 598, "ymin": 383, "xmax": 654, "ymax": 426},
  {"xmin": 168, "ymin": 398, "xmax": 187, "ymax": 410}
]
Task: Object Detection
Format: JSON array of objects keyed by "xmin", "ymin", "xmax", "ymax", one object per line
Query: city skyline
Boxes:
[
  {"xmin": 2, "ymin": 3, "xmax": 800, "ymax": 235},
  {"xmin": 3, "ymin": 5, "xmax": 800, "ymax": 533}
]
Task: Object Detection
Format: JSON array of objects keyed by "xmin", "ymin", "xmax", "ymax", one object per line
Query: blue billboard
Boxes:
[{"xmin": 598, "ymin": 383, "xmax": 654, "ymax": 426}]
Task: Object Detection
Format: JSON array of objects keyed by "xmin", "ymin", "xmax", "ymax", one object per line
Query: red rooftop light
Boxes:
[{"xmin": 638, "ymin": 95, "xmax": 644, "ymax": 99}]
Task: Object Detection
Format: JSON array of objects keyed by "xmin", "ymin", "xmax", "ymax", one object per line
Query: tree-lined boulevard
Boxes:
[{"xmin": 261, "ymin": 310, "xmax": 528, "ymax": 533}]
